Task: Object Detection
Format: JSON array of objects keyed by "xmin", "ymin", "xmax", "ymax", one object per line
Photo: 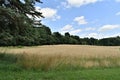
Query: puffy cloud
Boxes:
[
  {"xmin": 41, "ymin": 7, "xmax": 61, "ymax": 21},
  {"xmin": 61, "ymin": 24, "xmax": 82, "ymax": 35},
  {"xmin": 27, "ymin": 7, "xmax": 60, "ymax": 21},
  {"xmin": 80, "ymin": 33, "xmax": 99, "ymax": 38},
  {"xmin": 66, "ymin": 0, "xmax": 101, "ymax": 7},
  {"xmin": 74, "ymin": 16, "xmax": 87, "ymax": 25},
  {"xmin": 80, "ymin": 33, "xmax": 104, "ymax": 39},
  {"xmin": 116, "ymin": 12, "xmax": 120, "ymax": 16},
  {"xmin": 80, "ymin": 33, "xmax": 120, "ymax": 39},
  {"xmin": 99, "ymin": 24, "xmax": 120, "ymax": 31},
  {"xmin": 61, "ymin": 24, "xmax": 73, "ymax": 31},
  {"xmin": 41, "ymin": 8, "xmax": 57, "ymax": 18},
  {"xmin": 35, "ymin": 7, "xmax": 61, "ymax": 21}
]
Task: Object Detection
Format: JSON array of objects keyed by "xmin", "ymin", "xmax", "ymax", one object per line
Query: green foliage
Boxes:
[
  {"xmin": 99, "ymin": 37, "xmax": 120, "ymax": 46},
  {"xmin": 0, "ymin": 32, "xmax": 14, "ymax": 46},
  {"xmin": 0, "ymin": 23, "xmax": 120, "ymax": 46},
  {"xmin": 53, "ymin": 32, "xmax": 64, "ymax": 44},
  {"xmin": 0, "ymin": 1, "xmax": 120, "ymax": 46},
  {"xmin": 0, "ymin": 0, "xmax": 43, "ymax": 46},
  {"xmin": 0, "ymin": 0, "xmax": 43, "ymax": 19}
]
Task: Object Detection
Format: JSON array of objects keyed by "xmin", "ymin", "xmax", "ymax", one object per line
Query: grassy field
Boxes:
[{"xmin": 0, "ymin": 45, "xmax": 120, "ymax": 80}]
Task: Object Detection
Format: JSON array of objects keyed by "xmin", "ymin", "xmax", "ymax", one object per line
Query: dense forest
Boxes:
[{"xmin": 0, "ymin": 0, "xmax": 120, "ymax": 46}]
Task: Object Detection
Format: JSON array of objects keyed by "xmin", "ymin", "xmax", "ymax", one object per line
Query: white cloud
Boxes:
[
  {"xmin": 34, "ymin": 7, "xmax": 61, "ymax": 21},
  {"xmin": 27, "ymin": 7, "xmax": 60, "ymax": 21},
  {"xmin": 97, "ymin": 33, "xmax": 120, "ymax": 39},
  {"xmin": 109, "ymin": 33, "xmax": 120, "ymax": 37},
  {"xmin": 74, "ymin": 16, "xmax": 87, "ymax": 25},
  {"xmin": 85, "ymin": 27, "xmax": 96, "ymax": 31},
  {"xmin": 61, "ymin": 24, "xmax": 73, "ymax": 31},
  {"xmin": 80, "ymin": 33, "xmax": 120, "ymax": 39},
  {"xmin": 104, "ymin": 33, "xmax": 120, "ymax": 38},
  {"xmin": 66, "ymin": 0, "xmax": 101, "ymax": 7},
  {"xmin": 70, "ymin": 29, "xmax": 82, "ymax": 35},
  {"xmin": 41, "ymin": 7, "xmax": 61, "ymax": 21},
  {"xmin": 80, "ymin": 33, "xmax": 100, "ymax": 38},
  {"xmin": 116, "ymin": 12, "xmax": 120, "ymax": 16},
  {"xmin": 60, "ymin": 24, "xmax": 82, "ymax": 35},
  {"xmin": 80, "ymin": 33, "xmax": 105, "ymax": 39},
  {"xmin": 41, "ymin": 8, "xmax": 57, "ymax": 18},
  {"xmin": 99, "ymin": 24, "xmax": 120, "ymax": 31}
]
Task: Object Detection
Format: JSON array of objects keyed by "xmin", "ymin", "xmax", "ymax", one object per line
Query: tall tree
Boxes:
[
  {"xmin": 0, "ymin": 0, "xmax": 43, "ymax": 33},
  {"xmin": 0, "ymin": 0, "xmax": 44, "ymax": 46},
  {"xmin": 0, "ymin": 0, "xmax": 43, "ymax": 18}
]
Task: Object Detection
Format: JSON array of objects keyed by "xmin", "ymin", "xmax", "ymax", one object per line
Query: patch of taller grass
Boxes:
[
  {"xmin": 1, "ymin": 52, "xmax": 120, "ymax": 71},
  {"xmin": 17, "ymin": 53, "xmax": 68, "ymax": 71},
  {"xmin": 1, "ymin": 45, "xmax": 120, "ymax": 71},
  {"xmin": 16, "ymin": 53, "xmax": 120, "ymax": 71}
]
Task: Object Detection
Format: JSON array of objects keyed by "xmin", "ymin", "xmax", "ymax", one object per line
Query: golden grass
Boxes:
[{"xmin": 0, "ymin": 45, "xmax": 120, "ymax": 70}]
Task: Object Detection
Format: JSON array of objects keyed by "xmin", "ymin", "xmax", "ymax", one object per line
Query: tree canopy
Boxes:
[
  {"xmin": 0, "ymin": 0, "xmax": 43, "ymax": 17},
  {"xmin": 0, "ymin": 0, "xmax": 43, "ymax": 33}
]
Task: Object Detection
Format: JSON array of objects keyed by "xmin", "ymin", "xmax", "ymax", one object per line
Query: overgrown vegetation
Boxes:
[
  {"xmin": 1, "ymin": 52, "xmax": 120, "ymax": 71},
  {"xmin": 0, "ymin": 52, "xmax": 120, "ymax": 80},
  {"xmin": 0, "ymin": 45, "xmax": 120, "ymax": 71},
  {"xmin": 17, "ymin": 53, "xmax": 120, "ymax": 71}
]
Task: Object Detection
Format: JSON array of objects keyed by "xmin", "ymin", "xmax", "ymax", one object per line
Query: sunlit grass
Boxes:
[
  {"xmin": 0, "ymin": 45, "xmax": 120, "ymax": 71},
  {"xmin": 16, "ymin": 53, "xmax": 120, "ymax": 71}
]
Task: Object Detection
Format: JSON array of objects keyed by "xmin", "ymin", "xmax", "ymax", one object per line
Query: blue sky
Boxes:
[{"xmin": 36, "ymin": 0, "xmax": 120, "ymax": 39}]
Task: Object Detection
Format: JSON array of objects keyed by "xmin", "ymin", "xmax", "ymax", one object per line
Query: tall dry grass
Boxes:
[{"xmin": 0, "ymin": 45, "xmax": 120, "ymax": 70}]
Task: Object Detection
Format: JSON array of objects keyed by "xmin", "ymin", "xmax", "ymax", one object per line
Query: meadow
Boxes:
[{"xmin": 0, "ymin": 45, "xmax": 120, "ymax": 80}]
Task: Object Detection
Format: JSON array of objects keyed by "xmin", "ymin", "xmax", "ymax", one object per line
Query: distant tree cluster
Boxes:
[
  {"xmin": 0, "ymin": 23, "xmax": 120, "ymax": 46},
  {"xmin": 0, "ymin": 0, "xmax": 120, "ymax": 46}
]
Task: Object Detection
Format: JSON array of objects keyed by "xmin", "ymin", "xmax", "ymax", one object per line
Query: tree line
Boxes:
[
  {"xmin": 0, "ymin": 23, "xmax": 120, "ymax": 46},
  {"xmin": 0, "ymin": 0, "xmax": 120, "ymax": 46}
]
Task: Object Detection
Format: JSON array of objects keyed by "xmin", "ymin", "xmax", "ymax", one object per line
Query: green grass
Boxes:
[
  {"xmin": 0, "ymin": 61, "xmax": 120, "ymax": 80},
  {"xmin": 0, "ymin": 53, "xmax": 120, "ymax": 80}
]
